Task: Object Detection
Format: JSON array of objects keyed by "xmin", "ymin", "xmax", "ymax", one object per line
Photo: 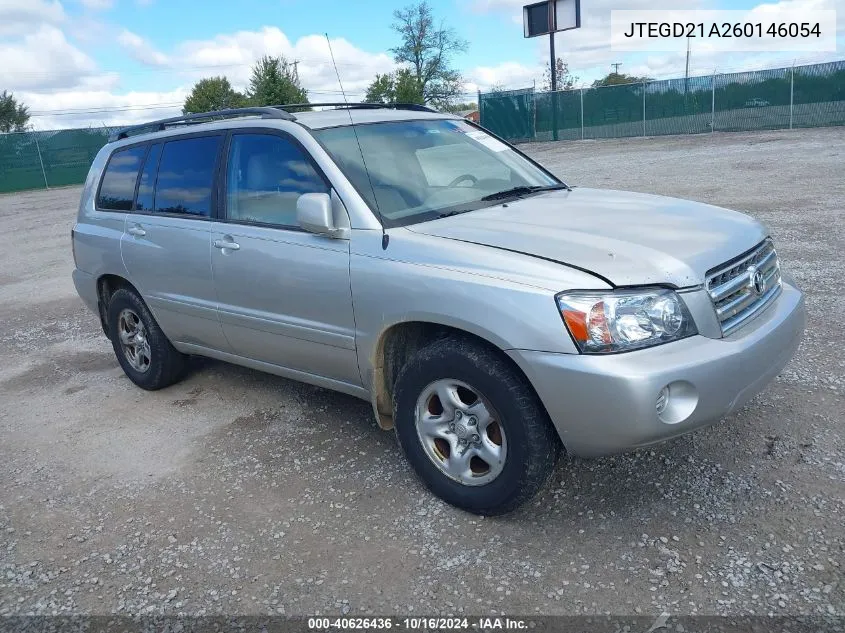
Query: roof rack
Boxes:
[
  {"xmin": 108, "ymin": 102, "xmax": 440, "ymax": 142},
  {"xmin": 274, "ymin": 102, "xmax": 438, "ymax": 113},
  {"xmin": 108, "ymin": 107, "xmax": 296, "ymax": 142}
]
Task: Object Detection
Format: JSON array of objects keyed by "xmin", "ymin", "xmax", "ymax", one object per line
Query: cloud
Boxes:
[
  {"xmin": 21, "ymin": 89, "xmax": 187, "ymax": 130},
  {"xmin": 466, "ymin": 61, "xmax": 542, "ymax": 92},
  {"xmin": 470, "ymin": 0, "xmax": 843, "ymax": 85},
  {"xmin": 118, "ymin": 29, "xmax": 169, "ymax": 66},
  {"xmin": 175, "ymin": 27, "xmax": 395, "ymax": 98},
  {"xmin": 79, "ymin": 0, "xmax": 114, "ymax": 9},
  {"xmin": 0, "ymin": 0, "xmax": 65, "ymax": 36},
  {"xmin": 475, "ymin": 0, "xmax": 708, "ymax": 77},
  {"xmin": 0, "ymin": 25, "xmax": 103, "ymax": 92},
  {"xmin": 15, "ymin": 25, "xmax": 398, "ymax": 130}
]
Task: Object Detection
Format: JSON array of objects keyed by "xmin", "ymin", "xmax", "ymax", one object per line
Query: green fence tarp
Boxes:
[
  {"xmin": 480, "ymin": 59, "xmax": 845, "ymax": 144},
  {"xmin": 0, "ymin": 127, "xmax": 118, "ymax": 194},
  {"xmin": 479, "ymin": 87, "xmax": 536, "ymax": 143}
]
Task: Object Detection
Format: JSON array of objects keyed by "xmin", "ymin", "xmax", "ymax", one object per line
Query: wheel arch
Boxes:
[
  {"xmin": 368, "ymin": 319, "xmax": 546, "ymax": 432},
  {"xmin": 96, "ymin": 274, "xmax": 139, "ymax": 336}
]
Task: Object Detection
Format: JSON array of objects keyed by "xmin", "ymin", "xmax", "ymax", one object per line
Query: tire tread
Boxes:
[
  {"xmin": 107, "ymin": 288, "xmax": 187, "ymax": 390},
  {"xmin": 393, "ymin": 335, "xmax": 559, "ymax": 515}
]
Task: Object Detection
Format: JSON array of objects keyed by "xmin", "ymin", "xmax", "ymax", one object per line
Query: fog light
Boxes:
[
  {"xmin": 656, "ymin": 381, "xmax": 698, "ymax": 425},
  {"xmin": 656, "ymin": 386, "xmax": 670, "ymax": 415}
]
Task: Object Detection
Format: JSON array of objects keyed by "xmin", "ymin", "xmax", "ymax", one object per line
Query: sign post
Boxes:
[{"xmin": 523, "ymin": 0, "xmax": 581, "ymax": 141}]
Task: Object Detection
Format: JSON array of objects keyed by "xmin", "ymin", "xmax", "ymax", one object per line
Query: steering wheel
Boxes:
[{"xmin": 448, "ymin": 174, "xmax": 478, "ymax": 187}]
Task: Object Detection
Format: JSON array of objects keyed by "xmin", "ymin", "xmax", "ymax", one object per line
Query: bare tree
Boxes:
[
  {"xmin": 390, "ymin": 1, "xmax": 468, "ymax": 107},
  {"xmin": 542, "ymin": 58, "xmax": 578, "ymax": 92}
]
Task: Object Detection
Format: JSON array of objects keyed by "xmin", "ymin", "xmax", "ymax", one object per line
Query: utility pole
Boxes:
[
  {"xmin": 684, "ymin": 36, "xmax": 690, "ymax": 96},
  {"xmin": 549, "ymin": 22, "xmax": 558, "ymax": 141},
  {"xmin": 789, "ymin": 61, "xmax": 795, "ymax": 130},
  {"xmin": 611, "ymin": 62, "xmax": 622, "ymax": 74},
  {"xmin": 292, "ymin": 60, "xmax": 300, "ymax": 81}
]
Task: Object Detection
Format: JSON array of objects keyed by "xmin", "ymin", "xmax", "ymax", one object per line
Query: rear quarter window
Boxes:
[{"xmin": 97, "ymin": 145, "xmax": 147, "ymax": 211}]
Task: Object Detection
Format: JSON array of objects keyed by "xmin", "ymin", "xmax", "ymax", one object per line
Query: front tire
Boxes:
[
  {"xmin": 393, "ymin": 336, "xmax": 559, "ymax": 515},
  {"xmin": 107, "ymin": 287, "xmax": 187, "ymax": 390}
]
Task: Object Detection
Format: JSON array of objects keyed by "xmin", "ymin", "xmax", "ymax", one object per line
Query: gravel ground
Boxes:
[{"xmin": 0, "ymin": 128, "xmax": 842, "ymax": 620}]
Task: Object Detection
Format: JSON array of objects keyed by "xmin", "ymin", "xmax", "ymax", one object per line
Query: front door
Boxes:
[
  {"xmin": 210, "ymin": 131, "xmax": 360, "ymax": 386},
  {"xmin": 121, "ymin": 134, "xmax": 230, "ymax": 351}
]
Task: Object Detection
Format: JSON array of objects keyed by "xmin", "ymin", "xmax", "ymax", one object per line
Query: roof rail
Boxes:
[
  {"xmin": 275, "ymin": 102, "xmax": 438, "ymax": 113},
  {"xmin": 108, "ymin": 107, "xmax": 296, "ymax": 142}
]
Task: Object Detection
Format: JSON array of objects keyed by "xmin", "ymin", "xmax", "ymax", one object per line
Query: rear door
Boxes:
[
  {"xmin": 121, "ymin": 133, "xmax": 230, "ymax": 351},
  {"xmin": 87, "ymin": 142, "xmax": 147, "ymax": 281},
  {"xmin": 210, "ymin": 130, "xmax": 360, "ymax": 386}
]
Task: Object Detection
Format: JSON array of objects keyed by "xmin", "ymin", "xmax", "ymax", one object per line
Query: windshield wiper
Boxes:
[
  {"xmin": 437, "ymin": 209, "xmax": 472, "ymax": 218},
  {"xmin": 480, "ymin": 184, "xmax": 569, "ymax": 202}
]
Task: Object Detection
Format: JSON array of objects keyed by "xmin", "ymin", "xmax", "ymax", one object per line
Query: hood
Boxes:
[{"xmin": 407, "ymin": 188, "xmax": 767, "ymax": 287}]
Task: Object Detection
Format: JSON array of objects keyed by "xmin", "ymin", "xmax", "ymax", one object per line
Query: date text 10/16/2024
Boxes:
[{"xmin": 307, "ymin": 616, "xmax": 528, "ymax": 630}]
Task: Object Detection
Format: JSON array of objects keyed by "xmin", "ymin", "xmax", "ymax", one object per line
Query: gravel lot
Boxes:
[{"xmin": 0, "ymin": 128, "xmax": 843, "ymax": 620}]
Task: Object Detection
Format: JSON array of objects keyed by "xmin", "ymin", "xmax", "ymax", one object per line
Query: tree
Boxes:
[
  {"xmin": 0, "ymin": 91, "xmax": 30, "ymax": 133},
  {"xmin": 592, "ymin": 72, "xmax": 652, "ymax": 88},
  {"xmin": 246, "ymin": 56, "xmax": 308, "ymax": 107},
  {"xmin": 442, "ymin": 101, "xmax": 477, "ymax": 114},
  {"xmin": 364, "ymin": 68, "xmax": 424, "ymax": 105},
  {"xmin": 183, "ymin": 77, "xmax": 246, "ymax": 114},
  {"xmin": 390, "ymin": 1, "xmax": 468, "ymax": 107},
  {"xmin": 365, "ymin": 74, "xmax": 394, "ymax": 104},
  {"xmin": 542, "ymin": 57, "xmax": 578, "ymax": 92}
]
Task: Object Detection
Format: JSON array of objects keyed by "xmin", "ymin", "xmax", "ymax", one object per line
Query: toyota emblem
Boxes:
[{"xmin": 749, "ymin": 266, "xmax": 766, "ymax": 296}]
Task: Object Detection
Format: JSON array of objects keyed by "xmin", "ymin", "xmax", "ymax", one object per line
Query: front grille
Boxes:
[{"xmin": 706, "ymin": 239, "xmax": 782, "ymax": 336}]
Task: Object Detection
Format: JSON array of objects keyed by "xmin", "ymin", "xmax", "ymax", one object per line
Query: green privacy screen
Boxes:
[
  {"xmin": 0, "ymin": 128, "xmax": 119, "ymax": 194},
  {"xmin": 478, "ymin": 87, "xmax": 536, "ymax": 143},
  {"xmin": 480, "ymin": 59, "xmax": 845, "ymax": 143}
]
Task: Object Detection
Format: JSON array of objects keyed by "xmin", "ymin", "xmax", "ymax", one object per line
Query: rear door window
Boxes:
[
  {"xmin": 154, "ymin": 136, "xmax": 222, "ymax": 217},
  {"xmin": 97, "ymin": 145, "xmax": 146, "ymax": 211}
]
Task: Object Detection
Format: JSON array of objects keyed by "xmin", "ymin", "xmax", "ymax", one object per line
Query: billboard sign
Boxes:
[{"xmin": 523, "ymin": 0, "xmax": 581, "ymax": 38}]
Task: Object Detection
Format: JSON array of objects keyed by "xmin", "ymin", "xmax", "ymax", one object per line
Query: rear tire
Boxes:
[
  {"xmin": 393, "ymin": 336, "xmax": 559, "ymax": 515},
  {"xmin": 107, "ymin": 288, "xmax": 187, "ymax": 390}
]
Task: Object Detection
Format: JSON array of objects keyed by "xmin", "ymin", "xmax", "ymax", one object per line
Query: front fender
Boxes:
[{"xmin": 351, "ymin": 231, "xmax": 596, "ymax": 393}]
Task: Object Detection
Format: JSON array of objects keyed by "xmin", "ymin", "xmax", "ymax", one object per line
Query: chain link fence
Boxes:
[
  {"xmin": 0, "ymin": 127, "xmax": 119, "ymax": 194},
  {"xmin": 480, "ymin": 59, "xmax": 845, "ymax": 143}
]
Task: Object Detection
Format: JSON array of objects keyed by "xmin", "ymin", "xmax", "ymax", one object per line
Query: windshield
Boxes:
[{"xmin": 313, "ymin": 119, "xmax": 561, "ymax": 227}]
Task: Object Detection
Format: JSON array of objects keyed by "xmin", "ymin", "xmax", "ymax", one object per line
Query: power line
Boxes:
[
  {"xmin": 23, "ymin": 88, "xmax": 484, "ymax": 118},
  {"xmin": 25, "ymin": 88, "xmax": 402, "ymax": 116},
  {"xmin": 28, "ymin": 102, "xmax": 184, "ymax": 116},
  {"xmin": 1, "ymin": 55, "xmax": 386, "ymax": 78}
]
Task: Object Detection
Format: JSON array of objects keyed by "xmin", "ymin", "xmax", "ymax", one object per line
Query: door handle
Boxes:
[
  {"xmin": 127, "ymin": 225, "xmax": 146, "ymax": 237},
  {"xmin": 213, "ymin": 238, "xmax": 240, "ymax": 251}
]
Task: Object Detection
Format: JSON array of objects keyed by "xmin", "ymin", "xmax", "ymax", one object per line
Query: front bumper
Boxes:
[{"xmin": 508, "ymin": 281, "xmax": 805, "ymax": 457}]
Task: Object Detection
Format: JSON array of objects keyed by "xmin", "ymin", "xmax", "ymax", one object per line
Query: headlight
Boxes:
[{"xmin": 556, "ymin": 288, "xmax": 698, "ymax": 354}]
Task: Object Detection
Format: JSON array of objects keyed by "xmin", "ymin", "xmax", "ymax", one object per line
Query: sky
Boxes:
[{"xmin": 1, "ymin": 0, "xmax": 842, "ymax": 130}]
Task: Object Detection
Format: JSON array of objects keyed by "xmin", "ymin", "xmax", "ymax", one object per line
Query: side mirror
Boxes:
[{"xmin": 297, "ymin": 193, "xmax": 335, "ymax": 235}]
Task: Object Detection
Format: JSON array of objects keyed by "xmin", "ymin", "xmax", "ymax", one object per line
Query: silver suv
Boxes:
[{"xmin": 72, "ymin": 104, "xmax": 805, "ymax": 514}]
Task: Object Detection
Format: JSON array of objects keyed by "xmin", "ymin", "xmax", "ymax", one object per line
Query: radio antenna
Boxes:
[{"xmin": 325, "ymin": 33, "xmax": 388, "ymax": 250}]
